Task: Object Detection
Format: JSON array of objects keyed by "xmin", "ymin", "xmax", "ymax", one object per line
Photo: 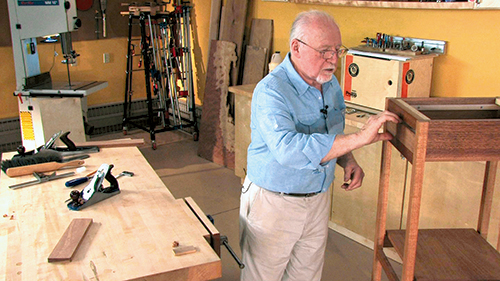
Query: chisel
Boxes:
[{"xmin": 65, "ymin": 170, "xmax": 97, "ymax": 187}]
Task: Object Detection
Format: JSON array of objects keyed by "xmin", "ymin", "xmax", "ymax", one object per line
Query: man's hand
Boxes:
[
  {"xmin": 357, "ymin": 111, "xmax": 401, "ymax": 146},
  {"xmin": 338, "ymin": 153, "xmax": 364, "ymax": 191},
  {"xmin": 321, "ymin": 110, "xmax": 401, "ymax": 164}
]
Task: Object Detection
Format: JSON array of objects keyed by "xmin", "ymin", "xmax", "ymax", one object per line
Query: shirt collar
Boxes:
[{"xmin": 282, "ymin": 52, "xmax": 333, "ymax": 96}]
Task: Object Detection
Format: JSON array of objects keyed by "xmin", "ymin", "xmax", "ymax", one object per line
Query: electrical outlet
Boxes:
[{"xmin": 103, "ymin": 53, "xmax": 110, "ymax": 64}]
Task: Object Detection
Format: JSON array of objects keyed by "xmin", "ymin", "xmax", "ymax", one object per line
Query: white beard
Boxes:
[{"xmin": 316, "ymin": 74, "xmax": 333, "ymax": 84}]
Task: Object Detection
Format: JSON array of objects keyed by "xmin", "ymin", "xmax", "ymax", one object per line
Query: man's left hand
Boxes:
[{"xmin": 341, "ymin": 158, "xmax": 364, "ymax": 191}]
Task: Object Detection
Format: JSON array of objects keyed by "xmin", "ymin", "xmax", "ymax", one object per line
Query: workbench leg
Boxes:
[
  {"xmin": 477, "ymin": 161, "xmax": 498, "ymax": 241},
  {"xmin": 372, "ymin": 141, "xmax": 393, "ymax": 281},
  {"xmin": 401, "ymin": 122, "xmax": 429, "ymax": 281}
]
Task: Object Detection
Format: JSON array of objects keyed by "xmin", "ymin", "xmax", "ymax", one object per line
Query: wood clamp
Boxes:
[{"xmin": 67, "ymin": 163, "xmax": 120, "ymax": 210}]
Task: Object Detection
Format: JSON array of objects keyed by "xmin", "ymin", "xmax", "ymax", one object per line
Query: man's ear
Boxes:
[{"xmin": 290, "ymin": 39, "xmax": 301, "ymax": 58}]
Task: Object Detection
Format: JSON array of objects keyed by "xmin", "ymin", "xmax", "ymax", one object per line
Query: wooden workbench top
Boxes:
[{"xmin": 0, "ymin": 147, "xmax": 221, "ymax": 280}]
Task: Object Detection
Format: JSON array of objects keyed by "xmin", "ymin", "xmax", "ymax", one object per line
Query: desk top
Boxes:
[
  {"xmin": 228, "ymin": 84, "xmax": 257, "ymax": 99},
  {"xmin": 0, "ymin": 147, "xmax": 221, "ymax": 280}
]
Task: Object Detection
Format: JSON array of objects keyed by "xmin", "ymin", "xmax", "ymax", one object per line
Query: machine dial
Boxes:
[
  {"xmin": 348, "ymin": 63, "xmax": 359, "ymax": 77},
  {"xmin": 405, "ymin": 69, "xmax": 415, "ymax": 84}
]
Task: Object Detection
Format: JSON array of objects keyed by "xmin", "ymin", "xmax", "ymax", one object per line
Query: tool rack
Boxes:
[
  {"xmin": 122, "ymin": 2, "xmax": 198, "ymax": 150},
  {"xmin": 372, "ymin": 97, "xmax": 500, "ymax": 281}
]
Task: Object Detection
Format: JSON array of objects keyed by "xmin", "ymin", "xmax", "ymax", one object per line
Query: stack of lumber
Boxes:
[{"xmin": 198, "ymin": 0, "xmax": 273, "ymax": 169}]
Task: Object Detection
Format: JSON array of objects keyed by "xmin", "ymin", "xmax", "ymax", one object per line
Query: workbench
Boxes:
[{"xmin": 0, "ymin": 147, "xmax": 221, "ymax": 280}]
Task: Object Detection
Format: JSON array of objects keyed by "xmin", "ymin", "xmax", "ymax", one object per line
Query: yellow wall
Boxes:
[
  {"xmin": 250, "ymin": 2, "xmax": 500, "ymax": 100},
  {"xmin": 1, "ymin": 1, "xmax": 499, "ymax": 119}
]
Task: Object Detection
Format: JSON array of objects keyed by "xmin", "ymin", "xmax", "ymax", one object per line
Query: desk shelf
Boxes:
[
  {"xmin": 372, "ymin": 97, "xmax": 500, "ymax": 281},
  {"xmin": 386, "ymin": 229, "xmax": 500, "ymax": 280}
]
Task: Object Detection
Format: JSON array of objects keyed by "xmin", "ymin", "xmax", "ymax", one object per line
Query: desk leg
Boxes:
[
  {"xmin": 372, "ymin": 141, "xmax": 393, "ymax": 281},
  {"xmin": 477, "ymin": 161, "xmax": 498, "ymax": 242},
  {"xmin": 401, "ymin": 122, "xmax": 428, "ymax": 281}
]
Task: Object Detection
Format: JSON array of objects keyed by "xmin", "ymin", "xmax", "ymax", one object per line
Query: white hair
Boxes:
[{"xmin": 289, "ymin": 10, "xmax": 338, "ymax": 48}]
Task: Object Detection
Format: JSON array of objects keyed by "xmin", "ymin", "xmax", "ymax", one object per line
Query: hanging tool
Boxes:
[
  {"xmin": 94, "ymin": 10, "xmax": 101, "ymax": 39},
  {"xmin": 9, "ymin": 171, "xmax": 75, "ymax": 189},
  {"xmin": 100, "ymin": 0, "xmax": 107, "ymax": 38}
]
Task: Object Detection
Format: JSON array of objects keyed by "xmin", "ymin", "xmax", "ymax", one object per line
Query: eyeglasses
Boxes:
[{"xmin": 296, "ymin": 39, "xmax": 349, "ymax": 59}]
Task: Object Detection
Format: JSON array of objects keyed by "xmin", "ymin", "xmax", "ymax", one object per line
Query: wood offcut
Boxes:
[
  {"xmin": 48, "ymin": 218, "xmax": 93, "ymax": 262},
  {"xmin": 173, "ymin": 245, "xmax": 197, "ymax": 256}
]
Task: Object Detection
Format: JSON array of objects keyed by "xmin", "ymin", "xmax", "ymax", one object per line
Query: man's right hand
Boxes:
[
  {"xmin": 321, "ymin": 111, "xmax": 401, "ymax": 164},
  {"xmin": 357, "ymin": 111, "xmax": 401, "ymax": 146}
]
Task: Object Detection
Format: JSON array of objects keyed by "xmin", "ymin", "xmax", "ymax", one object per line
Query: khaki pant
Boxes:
[{"xmin": 239, "ymin": 177, "xmax": 331, "ymax": 281}]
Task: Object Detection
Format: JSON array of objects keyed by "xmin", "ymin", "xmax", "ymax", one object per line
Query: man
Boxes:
[{"xmin": 239, "ymin": 10, "xmax": 401, "ymax": 281}]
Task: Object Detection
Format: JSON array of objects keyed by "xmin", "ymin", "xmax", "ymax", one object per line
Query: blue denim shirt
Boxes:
[{"xmin": 247, "ymin": 53, "xmax": 346, "ymax": 194}]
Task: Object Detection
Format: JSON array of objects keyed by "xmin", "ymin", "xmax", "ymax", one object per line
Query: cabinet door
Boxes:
[{"xmin": 330, "ymin": 121, "xmax": 408, "ymax": 241}]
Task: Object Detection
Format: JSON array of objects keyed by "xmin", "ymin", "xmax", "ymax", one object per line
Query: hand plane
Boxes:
[{"xmin": 67, "ymin": 163, "xmax": 120, "ymax": 210}]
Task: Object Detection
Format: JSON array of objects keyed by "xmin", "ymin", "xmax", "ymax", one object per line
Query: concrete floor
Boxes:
[{"xmin": 94, "ymin": 129, "xmax": 401, "ymax": 281}]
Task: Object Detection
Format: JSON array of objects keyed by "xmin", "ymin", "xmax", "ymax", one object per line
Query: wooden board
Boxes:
[
  {"xmin": 48, "ymin": 218, "xmax": 93, "ymax": 262},
  {"xmin": 205, "ymin": 0, "xmax": 223, "ymax": 78},
  {"xmin": 73, "ymin": 138, "xmax": 145, "ymax": 148},
  {"xmin": 198, "ymin": 40, "xmax": 237, "ymax": 169},
  {"xmin": 248, "ymin": 18, "xmax": 273, "ymax": 73},
  {"xmin": 219, "ymin": 0, "xmax": 249, "ymax": 85},
  {"xmin": 242, "ymin": 45, "xmax": 267, "ymax": 85},
  {"xmin": 207, "ymin": 0, "xmax": 223, "ymax": 58}
]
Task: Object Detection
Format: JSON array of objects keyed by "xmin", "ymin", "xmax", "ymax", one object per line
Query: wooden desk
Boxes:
[
  {"xmin": 0, "ymin": 147, "xmax": 221, "ymax": 280},
  {"xmin": 372, "ymin": 97, "xmax": 500, "ymax": 281}
]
